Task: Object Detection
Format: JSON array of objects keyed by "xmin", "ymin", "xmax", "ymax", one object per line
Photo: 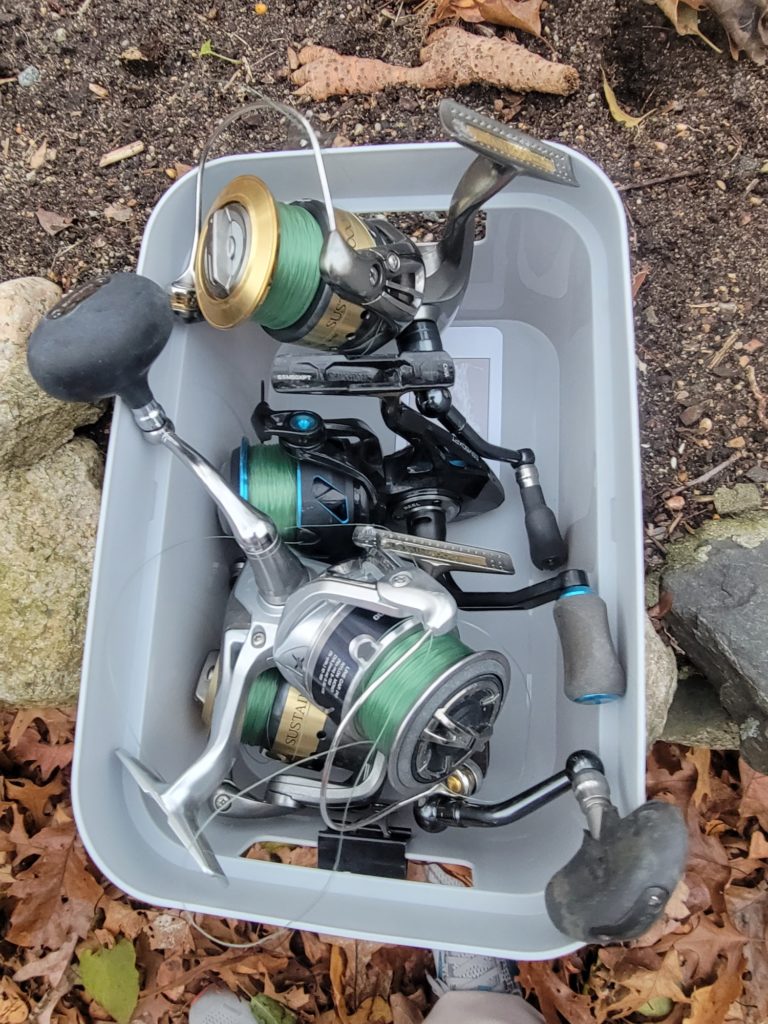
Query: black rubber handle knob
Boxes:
[
  {"xmin": 519, "ymin": 484, "xmax": 568, "ymax": 571},
  {"xmin": 553, "ymin": 590, "xmax": 626, "ymax": 703},
  {"xmin": 545, "ymin": 801, "xmax": 687, "ymax": 943},
  {"xmin": 27, "ymin": 273, "xmax": 175, "ymax": 409}
]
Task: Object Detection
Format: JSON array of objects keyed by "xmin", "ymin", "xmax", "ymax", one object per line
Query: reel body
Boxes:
[{"xmin": 226, "ymin": 398, "xmax": 505, "ymax": 562}]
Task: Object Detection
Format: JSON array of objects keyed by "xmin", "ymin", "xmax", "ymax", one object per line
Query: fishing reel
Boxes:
[
  {"xmin": 171, "ymin": 98, "xmax": 578, "ymax": 350},
  {"xmin": 225, "ymin": 395, "xmax": 504, "ymax": 562}
]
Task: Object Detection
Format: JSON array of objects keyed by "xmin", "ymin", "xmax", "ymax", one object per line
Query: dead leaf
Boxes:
[
  {"xmin": 632, "ymin": 265, "xmax": 651, "ymax": 300},
  {"xmin": 738, "ymin": 758, "xmax": 768, "ymax": 830},
  {"xmin": 0, "ymin": 977, "xmax": 29, "ymax": 1024},
  {"xmin": 747, "ymin": 830, "xmax": 768, "ymax": 858},
  {"xmin": 119, "ymin": 46, "xmax": 148, "ymax": 61},
  {"xmin": 5, "ymin": 775, "xmax": 65, "ymax": 828},
  {"xmin": 601, "ymin": 948, "xmax": 689, "ymax": 1022},
  {"xmin": 35, "ymin": 208, "xmax": 74, "ymax": 237},
  {"xmin": 688, "ymin": 748, "xmax": 714, "ymax": 808},
  {"xmin": 432, "ymin": 0, "xmax": 543, "ymax": 36},
  {"xmin": 7, "ymin": 822, "xmax": 102, "ymax": 948},
  {"xmin": 101, "ymin": 898, "xmax": 147, "ymax": 940},
  {"xmin": 28, "ymin": 139, "xmax": 47, "ymax": 169},
  {"xmin": 389, "ymin": 993, "xmax": 423, "ymax": 1024},
  {"xmin": 292, "ymin": 27, "xmax": 578, "ymax": 101},
  {"xmin": 13, "ymin": 933, "xmax": 78, "ymax": 987},
  {"xmin": 601, "ymin": 69, "xmax": 653, "ymax": 127},
  {"xmin": 146, "ymin": 913, "xmax": 195, "ymax": 954},
  {"xmin": 104, "ymin": 203, "xmax": 133, "ymax": 223},
  {"xmin": 649, "ymin": 0, "xmax": 723, "ymax": 49},
  {"xmin": 705, "ymin": 0, "xmax": 768, "ymax": 63},
  {"xmin": 687, "ymin": 950, "xmax": 744, "ymax": 1024},
  {"xmin": 518, "ymin": 958, "xmax": 596, "ymax": 1024},
  {"xmin": 674, "ymin": 914, "xmax": 746, "ymax": 979}
]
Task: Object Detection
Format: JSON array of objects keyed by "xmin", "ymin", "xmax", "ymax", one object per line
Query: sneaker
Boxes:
[
  {"xmin": 189, "ymin": 987, "xmax": 254, "ymax": 1024},
  {"xmin": 426, "ymin": 864, "xmax": 520, "ymax": 995}
]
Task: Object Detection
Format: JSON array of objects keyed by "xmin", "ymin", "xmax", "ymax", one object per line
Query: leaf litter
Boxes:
[{"xmin": 3, "ymin": 705, "xmax": 768, "ymax": 1024}]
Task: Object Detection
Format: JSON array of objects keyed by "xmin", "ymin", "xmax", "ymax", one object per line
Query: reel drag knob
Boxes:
[{"xmin": 27, "ymin": 273, "xmax": 175, "ymax": 410}]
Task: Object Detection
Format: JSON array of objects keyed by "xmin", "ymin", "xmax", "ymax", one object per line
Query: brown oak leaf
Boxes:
[{"xmin": 7, "ymin": 822, "xmax": 102, "ymax": 948}]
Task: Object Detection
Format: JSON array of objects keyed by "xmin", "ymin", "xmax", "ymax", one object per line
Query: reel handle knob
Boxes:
[
  {"xmin": 553, "ymin": 589, "xmax": 626, "ymax": 703},
  {"xmin": 517, "ymin": 477, "xmax": 568, "ymax": 571},
  {"xmin": 27, "ymin": 273, "xmax": 175, "ymax": 410}
]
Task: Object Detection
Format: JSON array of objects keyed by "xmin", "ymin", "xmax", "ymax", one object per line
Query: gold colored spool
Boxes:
[
  {"xmin": 195, "ymin": 176, "xmax": 280, "ymax": 329},
  {"xmin": 272, "ymin": 687, "xmax": 328, "ymax": 760},
  {"xmin": 194, "ymin": 173, "xmax": 378, "ymax": 348}
]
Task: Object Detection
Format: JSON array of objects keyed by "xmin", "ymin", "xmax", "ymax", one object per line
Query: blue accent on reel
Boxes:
[
  {"xmin": 575, "ymin": 693, "xmax": 620, "ymax": 705},
  {"xmin": 290, "ymin": 412, "xmax": 317, "ymax": 432},
  {"xmin": 560, "ymin": 586, "xmax": 593, "ymax": 599},
  {"xmin": 238, "ymin": 438, "xmax": 249, "ymax": 501}
]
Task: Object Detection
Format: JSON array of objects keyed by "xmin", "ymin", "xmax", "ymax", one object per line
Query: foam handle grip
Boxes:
[
  {"xmin": 553, "ymin": 591, "xmax": 626, "ymax": 703},
  {"xmin": 520, "ymin": 484, "xmax": 568, "ymax": 571}
]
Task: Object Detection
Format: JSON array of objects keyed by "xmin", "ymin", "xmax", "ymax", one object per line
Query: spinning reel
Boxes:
[
  {"xmin": 29, "ymin": 267, "xmax": 687, "ymax": 944},
  {"xmin": 174, "ymin": 96, "xmax": 571, "ymax": 573}
]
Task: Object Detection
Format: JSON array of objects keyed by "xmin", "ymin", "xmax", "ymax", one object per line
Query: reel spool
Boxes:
[
  {"xmin": 195, "ymin": 180, "xmax": 422, "ymax": 357},
  {"xmin": 197, "ymin": 654, "xmax": 330, "ymax": 762},
  {"xmin": 273, "ymin": 597, "xmax": 510, "ymax": 796}
]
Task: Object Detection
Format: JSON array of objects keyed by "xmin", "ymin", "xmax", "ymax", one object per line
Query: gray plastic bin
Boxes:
[{"xmin": 72, "ymin": 139, "xmax": 643, "ymax": 959}]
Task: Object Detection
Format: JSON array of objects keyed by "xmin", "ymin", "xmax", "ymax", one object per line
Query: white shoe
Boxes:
[
  {"xmin": 189, "ymin": 987, "xmax": 254, "ymax": 1024},
  {"xmin": 426, "ymin": 865, "xmax": 520, "ymax": 995}
]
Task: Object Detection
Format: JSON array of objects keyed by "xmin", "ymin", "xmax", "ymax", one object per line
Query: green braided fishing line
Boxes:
[
  {"xmin": 246, "ymin": 444, "xmax": 297, "ymax": 536},
  {"xmin": 254, "ymin": 202, "xmax": 324, "ymax": 330},
  {"xmin": 242, "ymin": 668, "xmax": 282, "ymax": 746},
  {"xmin": 357, "ymin": 631, "xmax": 472, "ymax": 753}
]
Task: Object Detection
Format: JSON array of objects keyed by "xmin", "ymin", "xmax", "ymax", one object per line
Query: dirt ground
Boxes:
[{"xmin": 0, "ymin": 0, "xmax": 767, "ymax": 556}]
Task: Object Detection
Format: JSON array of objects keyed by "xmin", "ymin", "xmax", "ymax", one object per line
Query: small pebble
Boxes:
[
  {"xmin": 52, "ymin": 27, "xmax": 67, "ymax": 44},
  {"xmin": 666, "ymin": 495, "xmax": 686, "ymax": 512},
  {"xmin": 698, "ymin": 417, "xmax": 713, "ymax": 433},
  {"xmin": 713, "ymin": 483, "xmax": 761, "ymax": 515},
  {"xmin": 726, "ymin": 436, "xmax": 746, "ymax": 449},
  {"xmin": 744, "ymin": 339, "xmax": 764, "ymax": 354},
  {"xmin": 17, "ymin": 65, "xmax": 41, "ymax": 87},
  {"xmin": 746, "ymin": 465, "xmax": 768, "ymax": 484},
  {"xmin": 715, "ymin": 179, "xmax": 727, "ymax": 191}
]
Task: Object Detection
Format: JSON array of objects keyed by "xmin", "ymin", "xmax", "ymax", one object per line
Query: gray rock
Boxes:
[
  {"xmin": 52, "ymin": 27, "xmax": 67, "ymax": 44},
  {"xmin": 662, "ymin": 673, "xmax": 740, "ymax": 749},
  {"xmin": 0, "ymin": 277, "xmax": 101, "ymax": 470},
  {"xmin": 645, "ymin": 614, "xmax": 678, "ymax": 744},
  {"xmin": 713, "ymin": 483, "xmax": 762, "ymax": 515},
  {"xmin": 0, "ymin": 438, "xmax": 102, "ymax": 707},
  {"xmin": 662, "ymin": 513, "xmax": 768, "ymax": 771},
  {"xmin": 746, "ymin": 465, "xmax": 768, "ymax": 485},
  {"xmin": 17, "ymin": 65, "xmax": 40, "ymax": 87}
]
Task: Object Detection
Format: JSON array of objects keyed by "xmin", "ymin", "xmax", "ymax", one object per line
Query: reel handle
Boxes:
[
  {"xmin": 516, "ymin": 465, "xmax": 568, "ymax": 572},
  {"xmin": 27, "ymin": 273, "xmax": 175, "ymax": 409},
  {"xmin": 553, "ymin": 589, "xmax": 626, "ymax": 703}
]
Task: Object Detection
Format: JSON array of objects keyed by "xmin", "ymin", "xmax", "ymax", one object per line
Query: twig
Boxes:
[
  {"xmin": 617, "ymin": 167, "xmax": 706, "ymax": 192},
  {"xmin": 98, "ymin": 140, "xmax": 144, "ymax": 168},
  {"xmin": 667, "ymin": 511, "xmax": 684, "ymax": 537},
  {"xmin": 76, "ymin": 0, "xmax": 93, "ymax": 17},
  {"xmin": 667, "ymin": 452, "xmax": 744, "ymax": 495},
  {"xmin": 707, "ymin": 329, "xmax": 739, "ymax": 369},
  {"xmin": 746, "ymin": 365, "xmax": 768, "ymax": 428}
]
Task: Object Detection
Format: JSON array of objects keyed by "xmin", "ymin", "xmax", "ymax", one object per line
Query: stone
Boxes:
[
  {"xmin": 713, "ymin": 483, "xmax": 762, "ymax": 515},
  {"xmin": 0, "ymin": 438, "xmax": 103, "ymax": 707},
  {"xmin": 746, "ymin": 465, "xmax": 768, "ymax": 485},
  {"xmin": 645, "ymin": 614, "xmax": 678, "ymax": 745},
  {"xmin": 17, "ymin": 65, "xmax": 40, "ymax": 87},
  {"xmin": 662, "ymin": 513, "xmax": 768, "ymax": 771},
  {"xmin": 0, "ymin": 277, "xmax": 101, "ymax": 470},
  {"xmin": 662, "ymin": 673, "xmax": 740, "ymax": 749}
]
